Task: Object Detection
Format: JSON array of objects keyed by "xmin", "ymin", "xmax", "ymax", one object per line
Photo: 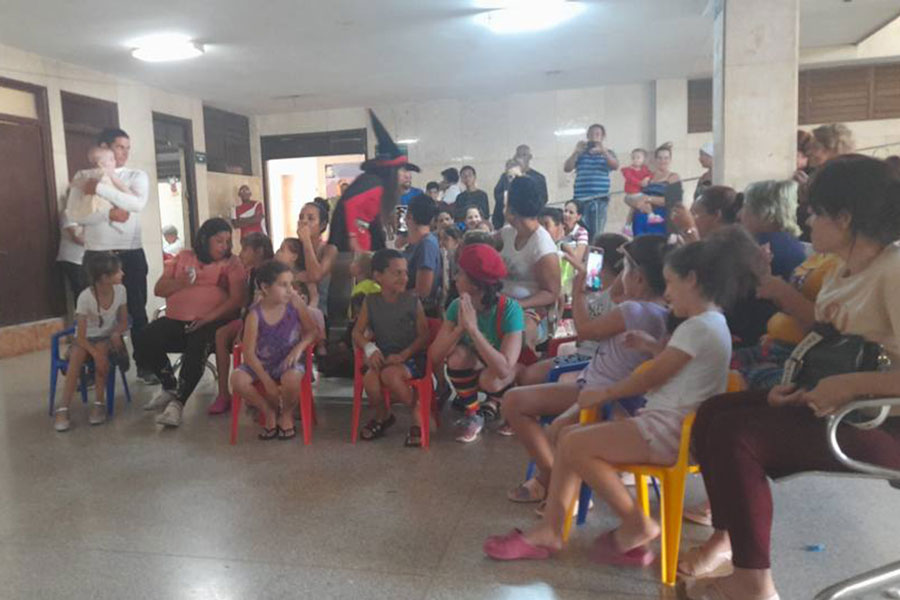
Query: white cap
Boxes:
[{"xmin": 700, "ymin": 142, "xmax": 714, "ymax": 157}]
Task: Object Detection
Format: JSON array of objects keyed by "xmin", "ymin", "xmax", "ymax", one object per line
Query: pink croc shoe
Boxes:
[
  {"xmin": 483, "ymin": 529, "xmax": 554, "ymax": 561},
  {"xmin": 208, "ymin": 393, "xmax": 231, "ymax": 415},
  {"xmin": 591, "ymin": 531, "xmax": 655, "ymax": 567}
]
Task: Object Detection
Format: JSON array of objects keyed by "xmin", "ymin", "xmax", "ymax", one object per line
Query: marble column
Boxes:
[{"xmin": 712, "ymin": 0, "xmax": 799, "ymax": 190}]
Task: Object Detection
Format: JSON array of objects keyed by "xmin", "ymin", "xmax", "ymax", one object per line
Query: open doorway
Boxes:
[
  {"xmin": 152, "ymin": 113, "xmax": 197, "ymax": 260},
  {"xmin": 265, "ymin": 154, "xmax": 364, "ymax": 249},
  {"xmin": 260, "ymin": 128, "xmax": 367, "ymax": 248}
]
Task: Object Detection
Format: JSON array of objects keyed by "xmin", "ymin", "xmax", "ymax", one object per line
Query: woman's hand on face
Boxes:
[
  {"xmin": 793, "ymin": 169, "xmax": 809, "ymax": 185},
  {"xmin": 767, "ymin": 383, "xmax": 804, "ymax": 407},
  {"xmin": 297, "ymin": 222, "xmax": 312, "ymax": 243},
  {"xmin": 804, "ymin": 376, "xmax": 856, "ymax": 417},
  {"xmin": 458, "ymin": 293, "xmax": 478, "ymax": 333}
]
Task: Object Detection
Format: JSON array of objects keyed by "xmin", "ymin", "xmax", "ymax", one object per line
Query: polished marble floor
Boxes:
[{"xmin": 0, "ymin": 350, "xmax": 897, "ymax": 599}]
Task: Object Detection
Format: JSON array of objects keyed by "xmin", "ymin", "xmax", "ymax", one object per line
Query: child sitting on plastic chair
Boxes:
[
  {"xmin": 209, "ymin": 232, "xmax": 274, "ymax": 415},
  {"xmin": 484, "ymin": 227, "xmax": 766, "ymax": 567},
  {"xmin": 502, "ymin": 235, "xmax": 673, "ymax": 504},
  {"xmin": 430, "ymin": 244, "xmax": 525, "ymax": 444},
  {"xmin": 229, "ymin": 260, "xmax": 318, "ymax": 441},
  {"xmin": 54, "ymin": 252, "xmax": 129, "ymax": 432},
  {"xmin": 353, "ymin": 249, "xmax": 430, "ymax": 447}
]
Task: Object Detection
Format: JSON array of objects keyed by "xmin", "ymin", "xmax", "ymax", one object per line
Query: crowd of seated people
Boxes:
[{"xmin": 51, "ymin": 120, "xmax": 900, "ymax": 599}]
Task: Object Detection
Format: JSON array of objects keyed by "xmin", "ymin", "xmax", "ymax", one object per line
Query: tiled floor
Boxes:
[{"xmin": 1, "ymin": 350, "xmax": 898, "ymax": 599}]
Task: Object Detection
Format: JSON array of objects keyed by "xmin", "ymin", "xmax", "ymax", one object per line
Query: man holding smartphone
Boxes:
[{"xmin": 564, "ymin": 124, "xmax": 619, "ymax": 240}]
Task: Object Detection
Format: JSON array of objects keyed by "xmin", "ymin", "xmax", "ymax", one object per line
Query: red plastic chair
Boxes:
[
  {"xmin": 351, "ymin": 318, "xmax": 442, "ymax": 448},
  {"xmin": 230, "ymin": 343, "xmax": 316, "ymax": 445}
]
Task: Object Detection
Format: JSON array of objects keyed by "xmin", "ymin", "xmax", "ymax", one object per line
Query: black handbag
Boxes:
[{"xmin": 782, "ymin": 323, "xmax": 892, "ymax": 427}]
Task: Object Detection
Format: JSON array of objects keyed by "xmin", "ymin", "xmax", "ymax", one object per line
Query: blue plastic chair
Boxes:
[
  {"xmin": 48, "ymin": 326, "xmax": 131, "ymax": 417},
  {"xmin": 526, "ymin": 355, "xmax": 659, "ymax": 528}
]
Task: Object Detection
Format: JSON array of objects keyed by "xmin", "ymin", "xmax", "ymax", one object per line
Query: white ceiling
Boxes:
[{"xmin": 0, "ymin": 0, "xmax": 897, "ymax": 115}]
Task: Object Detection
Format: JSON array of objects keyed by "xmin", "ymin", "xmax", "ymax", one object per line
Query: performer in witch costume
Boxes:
[{"xmin": 331, "ymin": 110, "xmax": 421, "ymax": 252}]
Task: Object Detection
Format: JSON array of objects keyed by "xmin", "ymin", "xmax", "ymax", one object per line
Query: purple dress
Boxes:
[{"xmin": 238, "ymin": 302, "xmax": 305, "ymax": 381}]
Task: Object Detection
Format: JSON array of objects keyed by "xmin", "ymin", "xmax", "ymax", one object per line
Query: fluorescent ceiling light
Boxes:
[
  {"xmin": 397, "ymin": 138, "xmax": 419, "ymax": 145},
  {"xmin": 475, "ymin": 1, "xmax": 586, "ymax": 34},
  {"xmin": 131, "ymin": 33, "xmax": 204, "ymax": 62},
  {"xmin": 554, "ymin": 128, "xmax": 586, "ymax": 136}
]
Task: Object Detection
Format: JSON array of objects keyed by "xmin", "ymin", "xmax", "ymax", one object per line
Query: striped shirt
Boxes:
[{"xmin": 573, "ymin": 150, "xmax": 616, "ymax": 199}]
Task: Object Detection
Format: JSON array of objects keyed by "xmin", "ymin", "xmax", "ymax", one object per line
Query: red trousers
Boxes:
[{"xmin": 693, "ymin": 391, "xmax": 900, "ymax": 569}]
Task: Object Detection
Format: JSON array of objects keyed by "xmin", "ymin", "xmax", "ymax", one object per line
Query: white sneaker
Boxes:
[
  {"xmin": 145, "ymin": 389, "xmax": 177, "ymax": 411},
  {"xmin": 156, "ymin": 400, "xmax": 183, "ymax": 427},
  {"xmin": 53, "ymin": 407, "xmax": 71, "ymax": 432}
]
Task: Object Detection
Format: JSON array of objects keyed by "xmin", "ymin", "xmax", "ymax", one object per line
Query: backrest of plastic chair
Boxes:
[{"xmin": 727, "ymin": 370, "xmax": 746, "ymax": 393}]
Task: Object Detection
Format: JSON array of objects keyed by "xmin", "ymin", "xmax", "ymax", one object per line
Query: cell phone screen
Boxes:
[{"xmin": 585, "ymin": 247, "xmax": 604, "ymax": 291}]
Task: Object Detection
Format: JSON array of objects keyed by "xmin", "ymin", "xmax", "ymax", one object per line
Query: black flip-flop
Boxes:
[
  {"xmin": 359, "ymin": 413, "xmax": 396, "ymax": 441},
  {"xmin": 278, "ymin": 427, "xmax": 297, "ymax": 441},
  {"xmin": 258, "ymin": 427, "xmax": 279, "ymax": 441}
]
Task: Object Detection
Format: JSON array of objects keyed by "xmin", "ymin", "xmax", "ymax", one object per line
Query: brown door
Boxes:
[
  {"xmin": 61, "ymin": 92, "xmax": 119, "ymax": 180},
  {"xmin": 0, "ymin": 79, "xmax": 62, "ymax": 326}
]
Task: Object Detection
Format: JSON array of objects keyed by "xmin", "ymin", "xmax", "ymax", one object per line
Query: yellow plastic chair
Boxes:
[{"xmin": 562, "ymin": 370, "xmax": 744, "ymax": 586}]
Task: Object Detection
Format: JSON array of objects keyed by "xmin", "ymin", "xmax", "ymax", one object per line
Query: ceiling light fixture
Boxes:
[
  {"xmin": 474, "ymin": 1, "xmax": 586, "ymax": 34},
  {"xmin": 131, "ymin": 33, "xmax": 204, "ymax": 62},
  {"xmin": 396, "ymin": 138, "xmax": 419, "ymax": 145},
  {"xmin": 554, "ymin": 128, "xmax": 586, "ymax": 136}
]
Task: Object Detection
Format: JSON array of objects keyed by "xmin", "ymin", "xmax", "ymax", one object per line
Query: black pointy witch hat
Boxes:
[{"xmin": 361, "ymin": 109, "xmax": 420, "ymax": 172}]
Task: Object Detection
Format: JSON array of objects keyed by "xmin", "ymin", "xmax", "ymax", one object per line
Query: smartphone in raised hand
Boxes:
[{"xmin": 585, "ymin": 246, "xmax": 604, "ymax": 292}]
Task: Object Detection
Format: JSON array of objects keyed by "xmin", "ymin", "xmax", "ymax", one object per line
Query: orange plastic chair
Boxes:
[
  {"xmin": 351, "ymin": 318, "xmax": 442, "ymax": 449},
  {"xmin": 562, "ymin": 370, "xmax": 745, "ymax": 586},
  {"xmin": 230, "ymin": 343, "xmax": 317, "ymax": 445}
]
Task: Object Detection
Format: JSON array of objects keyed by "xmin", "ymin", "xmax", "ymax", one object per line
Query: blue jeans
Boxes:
[{"xmin": 579, "ymin": 196, "xmax": 609, "ymax": 242}]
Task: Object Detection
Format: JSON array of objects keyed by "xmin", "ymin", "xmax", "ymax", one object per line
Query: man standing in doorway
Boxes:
[
  {"xmin": 564, "ymin": 123, "xmax": 619, "ymax": 239},
  {"xmin": 398, "ymin": 165, "xmax": 423, "ymax": 206},
  {"xmin": 73, "ymin": 128, "xmax": 153, "ymax": 383},
  {"xmin": 492, "ymin": 144, "xmax": 548, "ymax": 229},
  {"xmin": 230, "ymin": 184, "xmax": 266, "ymax": 240}
]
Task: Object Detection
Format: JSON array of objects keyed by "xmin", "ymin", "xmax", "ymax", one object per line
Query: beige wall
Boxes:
[
  {"xmin": 253, "ymin": 83, "xmax": 658, "ymax": 232},
  {"xmin": 0, "ymin": 42, "xmax": 209, "ymax": 316}
]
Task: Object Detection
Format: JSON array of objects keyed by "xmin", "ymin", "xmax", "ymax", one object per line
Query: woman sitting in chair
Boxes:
[
  {"xmin": 682, "ymin": 155, "xmax": 900, "ymax": 600},
  {"xmin": 137, "ymin": 218, "xmax": 246, "ymax": 428}
]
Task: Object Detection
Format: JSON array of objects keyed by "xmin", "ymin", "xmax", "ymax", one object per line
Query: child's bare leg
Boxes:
[
  {"xmin": 56, "ymin": 345, "xmax": 89, "ymax": 428},
  {"xmin": 524, "ymin": 421, "xmax": 659, "ymax": 551},
  {"xmin": 278, "ymin": 370, "xmax": 304, "ymax": 431},
  {"xmin": 363, "ymin": 368, "xmax": 388, "ymax": 421},
  {"xmin": 516, "ymin": 358, "xmax": 555, "ymax": 386},
  {"xmin": 381, "ymin": 365, "xmax": 416, "ymax": 425},
  {"xmin": 90, "ymin": 341, "xmax": 111, "ymax": 422},
  {"xmin": 214, "ymin": 325, "xmax": 236, "ymax": 398},
  {"xmin": 230, "ymin": 371, "xmax": 276, "ymax": 429},
  {"xmin": 501, "ymin": 383, "xmax": 580, "ymax": 484}
]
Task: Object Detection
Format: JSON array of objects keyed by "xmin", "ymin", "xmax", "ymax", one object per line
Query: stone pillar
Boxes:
[{"xmin": 713, "ymin": 0, "xmax": 799, "ymax": 190}]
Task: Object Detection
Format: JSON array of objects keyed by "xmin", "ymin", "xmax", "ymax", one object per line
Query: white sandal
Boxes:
[
  {"xmin": 89, "ymin": 401, "xmax": 107, "ymax": 425},
  {"xmin": 54, "ymin": 407, "xmax": 71, "ymax": 432}
]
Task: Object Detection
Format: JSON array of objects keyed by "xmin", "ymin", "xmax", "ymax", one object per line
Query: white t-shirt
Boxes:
[
  {"xmin": 499, "ymin": 225, "xmax": 558, "ymax": 300},
  {"xmin": 644, "ymin": 310, "xmax": 731, "ymax": 415},
  {"xmin": 441, "ymin": 184, "xmax": 461, "ymax": 205},
  {"xmin": 75, "ymin": 284, "xmax": 127, "ymax": 339},
  {"xmin": 71, "ymin": 167, "xmax": 150, "ymax": 251},
  {"xmin": 56, "ymin": 213, "xmax": 85, "ymax": 265}
]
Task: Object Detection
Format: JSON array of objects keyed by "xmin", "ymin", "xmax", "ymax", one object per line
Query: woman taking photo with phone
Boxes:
[{"xmin": 501, "ymin": 235, "xmax": 672, "ymax": 504}]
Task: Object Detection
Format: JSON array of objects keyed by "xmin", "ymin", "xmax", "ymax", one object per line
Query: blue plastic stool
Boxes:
[
  {"xmin": 525, "ymin": 355, "xmax": 660, "ymax": 528},
  {"xmin": 48, "ymin": 326, "xmax": 131, "ymax": 417}
]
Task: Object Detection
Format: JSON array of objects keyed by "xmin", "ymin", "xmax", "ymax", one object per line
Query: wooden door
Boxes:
[
  {"xmin": 0, "ymin": 79, "xmax": 61, "ymax": 325},
  {"xmin": 61, "ymin": 91, "xmax": 119, "ymax": 180}
]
